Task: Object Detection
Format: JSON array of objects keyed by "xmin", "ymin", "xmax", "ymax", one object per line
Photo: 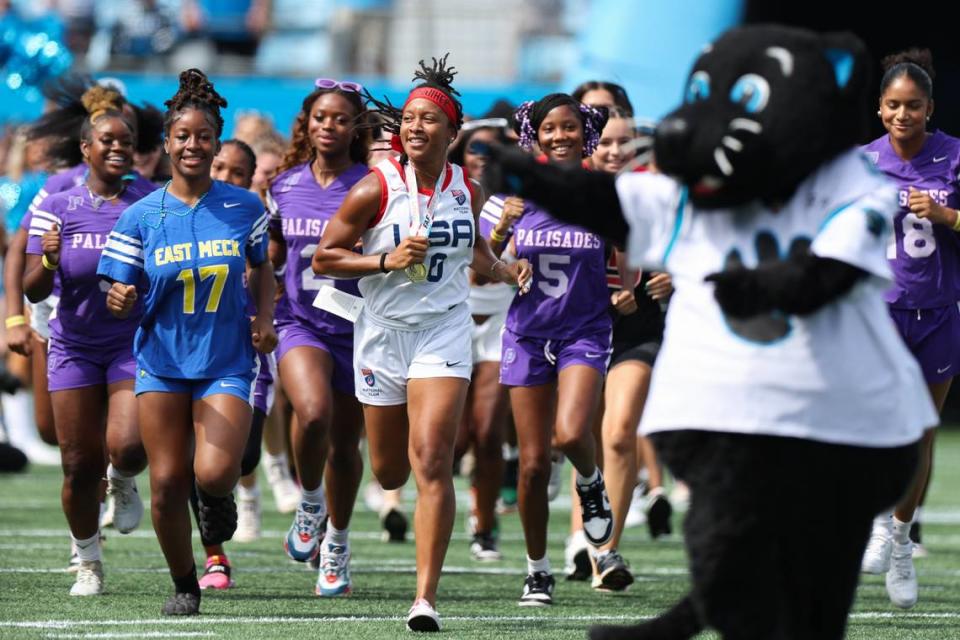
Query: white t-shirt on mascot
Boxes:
[{"xmin": 615, "ymin": 148, "xmax": 936, "ymax": 447}]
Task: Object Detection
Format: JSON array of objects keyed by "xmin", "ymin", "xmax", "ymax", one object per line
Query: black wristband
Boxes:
[{"xmin": 380, "ymin": 252, "xmax": 389, "ymax": 273}]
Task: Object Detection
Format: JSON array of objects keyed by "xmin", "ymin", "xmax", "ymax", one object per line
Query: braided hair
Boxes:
[
  {"xmin": 880, "ymin": 47, "xmax": 935, "ymax": 99},
  {"xmin": 276, "ymin": 84, "xmax": 370, "ymax": 176},
  {"xmin": 514, "ymin": 93, "xmax": 608, "ymax": 157},
  {"xmin": 163, "ymin": 69, "xmax": 228, "ymax": 137}
]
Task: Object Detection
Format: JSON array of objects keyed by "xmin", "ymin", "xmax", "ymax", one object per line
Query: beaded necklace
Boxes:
[{"xmin": 141, "ymin": 180, "xmax": 210, "ymax": 269}]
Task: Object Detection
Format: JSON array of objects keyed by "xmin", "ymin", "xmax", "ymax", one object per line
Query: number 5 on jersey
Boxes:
[{"xmin": 177, "ymin": 264, "xmax": 229, "ymax": 313}]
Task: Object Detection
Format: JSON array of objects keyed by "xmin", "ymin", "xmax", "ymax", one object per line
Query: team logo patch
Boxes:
[
  {"xmin": 503, "ymin": 348, "xmax": 516, "ymax": 365},
  {"xmin": 361, "ymin": 367, "xmax": 376, "ymax": 387},
  {"xmin": 451, "ymin": 189, "xmax": 466, "ymax": 206}
]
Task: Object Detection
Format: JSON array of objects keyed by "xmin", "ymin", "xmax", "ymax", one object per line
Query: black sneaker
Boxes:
[
  {"xmin": 381, "ymin": 507, "xmax": 408, "ymax": 543},
  {"xmin": 592, "ymin": 550, "xmax": 634, "ymax": 592},
  {"xmin": 161, "ymin": 592, "xmax": 200, "ymax": 616},
  {"xmin": 576, "ymin": 472, "xmax": 613, "ymax": 546},
  {"xmin": 645, "ymin": 490, "xmax": 673, "ymax": 539},
  {"xmin": 519, "ymin": 571, "xmax": 555, "ymax": 606},
  {"xmin": 469, "ymin": 531, "xmax": 502, "ymax": 561}
]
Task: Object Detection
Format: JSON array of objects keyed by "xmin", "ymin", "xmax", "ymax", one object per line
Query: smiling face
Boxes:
[
  {"xmin": 82, "ymin": 116, "xmax": 135, "ymax": 182},
  {"xmin": 400, "ymin": 98, "xmax": 456, "ymax": 165},
  {"xmin": 879, "ymin": 75, "xmax": 932, "ymax": 147},
  {"xmin": 592, "ymin": 117, "xmax": 635, "ymax": 174},
  {"xmin": 211, "ymin": 143, "xmax": 254, "ymax": 188},
  {"xmin": 537, "ymin": 105, "xmax": 585, "ymax": 163},
  {"xmin": 164, "ymin": 108, "xmax": 220, "ymax": 180},
  {"xmin": 307, "ymin": 92, "xmax": 359, "ymax": 160}
]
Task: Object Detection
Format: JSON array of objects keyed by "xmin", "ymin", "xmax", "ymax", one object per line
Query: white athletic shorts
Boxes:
[
  {"xmin": 471, "ymin": 310, "xmax": 507, "ymax": 364},
  {"xmin": 354, "ymin": 303, "xmax": 473, "ymax": 406},
  {"xmin": 27, "ymin": 295, "xmax": 59, "ymax": 341}
]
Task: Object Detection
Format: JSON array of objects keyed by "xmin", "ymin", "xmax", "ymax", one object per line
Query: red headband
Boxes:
[{"xmin": 403, "ymin": 87, "xmax": 459, "ymax": 129}]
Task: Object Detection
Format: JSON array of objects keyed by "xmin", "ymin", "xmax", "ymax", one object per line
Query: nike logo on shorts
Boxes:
[
  {"xmin": 220, "ymin": 381, "xmax": 243, "ymax": 389},
  {"xmin": 223, "ymin": 202, "xmax": 241, "ymax": 208},
  {"xmin": 585, "ymin": 353, "xmax": 604, "ymax": 358},
  {"xmin": 933, "ymin": 156, "xmax": 948, "ymax": 163},
  {"xmin": 445, "ymin": 361, "xmax": 462, "ymax": 367},
  {"xmin": 937, "ymin": 365, "xmax": 952, "ymax": 374}
]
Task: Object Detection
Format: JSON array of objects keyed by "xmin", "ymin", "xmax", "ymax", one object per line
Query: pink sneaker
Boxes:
[{"xmin": 198, "ymin": 555, "xmax": 234, "ymax": 590}]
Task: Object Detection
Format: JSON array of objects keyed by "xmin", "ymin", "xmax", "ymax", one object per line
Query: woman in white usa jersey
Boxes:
[{"xmin": 314, "ymin": 55, "xmax": 531, "ymax": 633}]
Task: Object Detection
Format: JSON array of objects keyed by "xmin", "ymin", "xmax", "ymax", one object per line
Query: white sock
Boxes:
[
  {"xmin": 892, "ymin": 516, "xmax": 912, "ymax": 544},
  {"xmin": 263, "ymin": 451, "xmax": 289, "ymax": 471},
  {"xmin": 237, "ymin": 484, "xmax": 260, "ymax": 500},
  {"xmin": 107, "ymin": 464, "xmax": 134, "ymax": 481},
  {"xmin": 527, "ymin": 555, "xmax": 551, "ymax": 575},
  {"xmin": 72, "ymin": 533, "xmax": 101, "ymax": 562},
  {"xmin": 0, "ymin": 390, "xmax": 41, "ymax": 448},
  {"xmin": 325, "ymin": 523, "xmax": 349, "ymax": 547},
  {"xmin": 301, "ymin": 485, "xmax": 325, "ymax": 505},
  {"xmin": 576, "ymin": 467, "xmax": 599, "ymax": 488}
]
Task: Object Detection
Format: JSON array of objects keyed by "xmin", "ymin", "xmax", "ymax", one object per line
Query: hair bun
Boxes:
[
  {"xmin": 881, "ymin": 47, "xmax": 935, "ymax": 81},
  {"xmin": 80, "ymin": 85, "xmax": 123, "ymax": 117}
]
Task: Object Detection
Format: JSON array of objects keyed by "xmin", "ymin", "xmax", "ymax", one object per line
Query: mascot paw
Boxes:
[{"xmin": 704, "ymin": 268, "xmax": 765, "ymax": 318}]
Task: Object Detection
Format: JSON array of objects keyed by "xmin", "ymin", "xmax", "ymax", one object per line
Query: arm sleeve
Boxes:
[
  {"xmin": 811, "ymin": 184, "xmax": 896, "ymax": 282},
  {"xmin": 25, "ymin": 195, "xmax": 62, "ymax": 255},
  {"xmin": 478, "ymin": 194, "xmax": 508, "ymax": 241},
  {"xmin": 614, "ymin": 172, "xmax": 683, "ymax": 270},
  {"xmin": 97, "ymin": 207, "xmax": 145, "ymax": 285},
  {"xmin": 247, "ymin": 209, "xmax": 270, "ymax": 266},
  {"xmin": 265, "ymin": 188, "xmax": 282, "ymax": 234}
]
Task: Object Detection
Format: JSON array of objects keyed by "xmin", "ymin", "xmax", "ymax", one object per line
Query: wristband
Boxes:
[
  {"xmin": 42, "ymin": 254, "xmax": 59, "ymax": 271},
  {"xmin": 5, "ymin": 315, "xmax": 26, "ymax": 329},
  {"xmin": 952, "ymin": 209, "xmax": 960, "ymax": 232},
  {"xmin": 380, "ymin": 252, "xmax": 390, "ymax": 273},
  {"xmin": 489, "ymin": 227, "xmax": 507, "ymax": 243}
]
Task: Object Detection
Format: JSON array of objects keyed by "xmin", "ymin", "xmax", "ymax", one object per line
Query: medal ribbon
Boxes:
[{"xmin": 404, "ymin": 162, "xmax": 447, "ymax": 239}]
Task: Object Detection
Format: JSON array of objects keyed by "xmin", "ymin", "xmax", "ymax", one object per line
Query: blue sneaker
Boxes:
[
  {"xmin": 315, "ymin": 541, "xmax": 351, "ymax": 596},
  {"xmin": 283, "ymin": 501, "xmax": 327, "ymax": 562}
]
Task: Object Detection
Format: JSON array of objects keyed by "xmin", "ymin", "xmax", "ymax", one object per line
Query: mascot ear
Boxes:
[{"xmin": 819, "ymin": 31, "xmax": 873, "ymax": 143}]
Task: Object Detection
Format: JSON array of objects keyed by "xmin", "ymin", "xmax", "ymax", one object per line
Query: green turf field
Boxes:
[{"xmin": 2, "ymin": 431, "xmax": 960, "ymax": 639}]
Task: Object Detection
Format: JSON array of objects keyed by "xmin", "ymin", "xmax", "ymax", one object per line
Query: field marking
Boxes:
[{"xmin": 45, "ymin": 633, "xmax": 214, "ymax": 639}]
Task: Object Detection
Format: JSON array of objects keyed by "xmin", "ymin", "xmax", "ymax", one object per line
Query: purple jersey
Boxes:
[
  {"xmin": 267, "ymin": 163, "xmax": 366, "ymax": 335},
  {"xmin": 503, "ymin": 201, "xmax": 610, "ymax": 338},
  {"xmin": 27, "ymin": 182, "xmax": 153, "ymax": 348},
  {"xmin": 863, "ymin": 130, "xmax": 960, "ymax": 308}
]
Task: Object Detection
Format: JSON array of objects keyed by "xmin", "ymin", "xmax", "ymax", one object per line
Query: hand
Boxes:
[
  {"xmin": 494, "ymin": 197, "xmax": 524, "ymax": 237},
  {"xmin": 908, "ymin": 187, "xmax": 952, "ymax": 226},
  {"xmin": 610, "ymin": 289, "xmax": 638, "ymax": 315},
  {"xmin": 42, "ymin": 224, "xmax": 61, "ymax": 266},
  {"xmin": 704, "ymin": 268, "xmax": 765, "ymax": 318},
  {"xmin": 5, "ymin": 324, "xmax": 33, "ymax": 356},
  {"xmin": 645, "ymin": 272, "xmax": 673, "ymax": 301},
  {"xmin": 251, "ymin": 315, "xmax": 277, "ymax": 354},
  {"xmin": 106, "ymin": 282, "xmax": 138, "ymax": 319},
  {"xmin": 385, "ymin": 236, "xmax": 429, "ymax": 270},
  {"xmin": 495, "ymin": 258, "xmax": 532, "ymax": 294}
]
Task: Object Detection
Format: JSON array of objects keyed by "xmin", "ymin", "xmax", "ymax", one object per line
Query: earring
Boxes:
[
  {"xmin": 926, "ymin": 116, "xmax": 931, "ymax": 121},
  {"xmin": 877, "ymin": 110, "xmax": 882, "ymax": 117}
]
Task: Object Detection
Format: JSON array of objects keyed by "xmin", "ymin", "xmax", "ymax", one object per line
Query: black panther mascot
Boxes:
[{"xmin": 483, "ymin": 25, "xmax": 933, "ymax": 640}]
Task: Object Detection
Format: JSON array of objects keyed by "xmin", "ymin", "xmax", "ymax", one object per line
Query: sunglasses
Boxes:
[{"xmin": 314, "ymin": 78, "xmax": 364, "ymax": 93}]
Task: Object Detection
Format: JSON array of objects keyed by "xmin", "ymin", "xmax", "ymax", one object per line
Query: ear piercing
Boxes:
[{"xmin": 877, "ymin": 110, "xmax": 882, "ymax": 117}]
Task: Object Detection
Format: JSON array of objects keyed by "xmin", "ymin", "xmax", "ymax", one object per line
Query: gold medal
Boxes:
[{"xmin": 406, "ymin": 263, "xmax": 428, "ymax": 282}]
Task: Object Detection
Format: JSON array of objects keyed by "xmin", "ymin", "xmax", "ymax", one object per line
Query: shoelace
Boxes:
[
  {"xmin": 322, "ymin": 546, "xmax": 348, "ymax": 574},
  {"xmin": 526, "ymin": 572, "xmax": 550, "ymax": 592},
  {"xmin": 579, "ymin": 481, "xmax": 606, "ymax": 520},
  {"xmin": 77, "ymin": 566, "xmax": 100, "ymax": 585},
  {"xmin": 295, "ymin": 509, "xmax": 322, "ymax": 536}
]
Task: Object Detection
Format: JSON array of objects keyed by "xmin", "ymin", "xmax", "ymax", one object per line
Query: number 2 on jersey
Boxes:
[{"xmin": 177, "ymin": 264, "xmax": 229, "ymax": 313}]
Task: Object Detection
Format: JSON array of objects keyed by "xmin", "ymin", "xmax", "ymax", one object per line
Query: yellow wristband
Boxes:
[
  {"xmin": 42, "ymin": 254, "xmax": 59, "ymax": 271},
  {"xmin": 952, "ymin": 209, "xmax": 960, "ymax": 232},
  {"xmin": 5, "ymin": 315, "xmax": 26, "ymax": 329},
  {"xmin": 489, "ymin": 228, "xmax": 506, "ymax": 243}
]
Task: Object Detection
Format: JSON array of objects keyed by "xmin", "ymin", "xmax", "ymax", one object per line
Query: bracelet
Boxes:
[
  {"xmin": 490, "ymin": 259, "xmax": 506, "ymax": 277},
  {"xmin": 5, "ymin": 315, "xmax": 26, "ymax": 329},
  {"xmin": 380, "ymin": 252, "xmax": 390, "ymax": 273},
  {"xmin": 489, "ymin": 227, "xmax": 507, "ymax": 243},
  {"xmin": 952, "ymin": 209, "xmax": 960, "ymax": 232},
  {"xmin": 42, "ymin": 254, "xmax": 59, "ymax": 271}
]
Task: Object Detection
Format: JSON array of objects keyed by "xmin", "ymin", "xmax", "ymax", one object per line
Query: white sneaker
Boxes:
[
  {"xmin": 861, "ymin": 518, "xmax": 892, "ymax": 574},
  {"xmin": 624, "ymin": 483, "xmax": 647, "ymax": 529},
  {"xmin": 547, "ymin": 452, "xmax": 564, "ymax": 502},
  {"xmin": 100, "ymin": 497, "xmax": 115, "ymax": 529},
  {"xmin": 363, "ymin": 480, "xmax": 385, "ymax": 513},
  {"xmin": 265, "ymin": 458, "xmax": 300, "ymax": 514},
  {"xmin": 70, "ymin": 560, "xmax": 103, "ymax": 596},
  {"xmin": 563, "ymin": 529, "xmax": 591, "ymax": 581},
  {"xmin": 284, "ymin": 501, "xmax": 327, "ymax": 562},
  {"xmin": 886, "ymin": 541, "xmax": 918, "ymax": 608},
  {"xmin": 315, "ymin": 541, "xmax": 351, "ymax": 596},
  {"xmin": 407, "ymin": 598, "xmax": 441, "ymax": 632},
  {"xmin": 106, "ymin": 475, "xmax": 143, "ymax": 534},
  {"xmin": 669, "ymin": 481, "xmax": 690, "ymax": 512},
  {"xmin": 234, "ymin": 492, "xmax": 262, "ymax": 543}
]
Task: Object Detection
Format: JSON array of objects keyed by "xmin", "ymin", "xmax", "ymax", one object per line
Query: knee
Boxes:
[
  {"xmin": 150, "ymin": 471, "xmax": 190, "ymax": 513},
  {"xmin": 375, "ymin": 464, "xmax": 410, "ymax": 491},
  {"xmin": 327, "ymin": 439, "xmax": 359, "ymax": 470},
  {"xmin": 109, "ymin": 442, "xmax": 147, "ymax": 475},
  {"xmin": 298, "ymin": 406, "xmax": 332, "ymax": 439},
  {"xmin": 518, "ymin": 451, "xmax": 551, "ymax": 487},
  {"xmin": 553, "ymin": 428, "xmax": 590, "ymax": 454},
  {"xmin": 411, "ymin": 442, "xmax": 453, "ymax": 484},
  {"xmin": 195, "ymin": 462, "xmax": 240, "ymax": 497},
  {"xmin": 604, "ymin": 428, "xmax": 634, "ymax": 459},
  {"xmin": 60, "ymin": 451, "xmax": 102, "ymax": 493}
]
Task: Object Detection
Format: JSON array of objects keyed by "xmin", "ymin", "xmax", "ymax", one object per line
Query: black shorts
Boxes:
[{"xmin": 610, "ymin": 339, "xmax": 661, "ymax": 368}]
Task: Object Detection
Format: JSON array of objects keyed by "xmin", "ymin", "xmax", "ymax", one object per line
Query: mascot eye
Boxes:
[
  {"xmin": 729, "ymin": 74, "xmax": 771, "ymax": 113},
  {"xmin": 685, "ymin": 71, "xmax": 711, "ymax": 104}
]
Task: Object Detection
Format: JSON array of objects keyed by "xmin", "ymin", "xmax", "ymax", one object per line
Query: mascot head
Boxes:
[{"xmin": 654, "ymin": 25, "xmax": 872, "ymax": 209}]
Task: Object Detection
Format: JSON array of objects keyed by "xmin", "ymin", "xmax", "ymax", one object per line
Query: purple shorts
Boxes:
[
  {"xmin": 46, "ymin": 337, "xmax": 136, "ymax": 392},
  {"xmin": 276, "ymin": 321, "xmax": 355, "ymax": 394},
  {"xmin": 890, "ymin": 304, "xmax": 960, "ymax": 384},
  {"xmin": 499, "ymin": 327, "xmax": 611, "ymax": 387},
  {"xmin": 252, "ymin": 352, "xmax": 276, "ymax": 414}
]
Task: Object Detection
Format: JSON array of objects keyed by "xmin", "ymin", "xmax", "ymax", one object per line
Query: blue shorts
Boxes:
[{"xmin": 134, "ymin": 363, "xmax": 259, "ymax": 406}]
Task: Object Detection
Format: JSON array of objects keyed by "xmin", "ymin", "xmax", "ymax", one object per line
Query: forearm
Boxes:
[
  {"xmin": 23, "ymin": 257, "xmax": 55, "ymax": 303},
  {"xmin": 313, "ymin": 248, "xmax": 387, "ymax": 279},
  {"xmin": 470, "ymin": 238, "xmax": 506, "ymax": 282}
]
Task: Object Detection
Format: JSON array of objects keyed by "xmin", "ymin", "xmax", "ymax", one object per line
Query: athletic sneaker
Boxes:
[
  {"xmin": 669, "ymin": 481, "xmax": 690, "ymax": 512},
  {"xmin": 862, "ymin": 518, "xmax": 893, "ymax": 574},
  {"xmin": 234, "ymin": 492, "xmax": 261, "ymax": 543},
  {"xmin": 886, "ymin": 541, "xmax": 918, "ymax": 609},
  {"xmin": 198, "ymin": 555, "xmax": 234, "ymax": 590},
  {"xmin": 623, "ymin": 484, "xmax": 647, "ymax": 529},
  {"xmin": 592, "ymin": 550, "xmax": 634, "ymax": 592},
  {"xmin": 380, "ymin": 507, "xmax": 408, "ymax": 543},
  {"xmin": 316, "ymin": 541, "xmax": 351, "ymax": 596},
  {"xmin": 498, "ymin": 451, "xmax": 519, "ymax": 514},
  {"xmin": 547, "ymin": 452, "xmax": 564, "ymax": 502},
  {"xmin": 910, "ymin": 520, "xmax": 928, "ymax": 558},
  {"xmin": 105, "ymin": 474, "xmax": 143, "ymax": 534},
  {"xmin": 645, "ymin": 488, "xmax": 673, "ymax": 539},
  {"xmin": 100, "ymin": 496, "xmax": 115, "ymax": 529},
  {"xmin": 265, "ymin": 457, "xmax": 300, "ymax": 514},
  {"xmin": 68, "ymin": 532, "xmax": 103, "ymax": 573},
  {"xmin": 161, "ymin": 592, "xmax": 200, "ymax": 616},
  {"xmin": 70, "ymin": 560, "xmax": 103, "ymax": 596},
  {"xmin": 470, "ymin": 531, "xmax": 502, "ymax": 562},
  {"xmin": 519, "ymin": 571, "xmax": 555, "ymax": 606},
  {"xmin": 284, "ymin": 501, "xmax": 327, "ymax": 562},
  {"xmin": 576, "ymin": 472, "xmax": 614, "ymax": 546},
  {"xmin": 407, "ymin": 598, "xmax": 441, "ymax": 632},
  {"xmin": 564, "ymin": 529, "xmax": 592, "ymax": 581}
]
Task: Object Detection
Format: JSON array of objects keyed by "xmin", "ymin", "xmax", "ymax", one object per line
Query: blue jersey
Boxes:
[{"xmin": 97, "ymin": 180, "xmax": 269, "ymax": 379}]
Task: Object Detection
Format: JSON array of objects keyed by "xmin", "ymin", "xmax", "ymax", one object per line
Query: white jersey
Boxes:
[
  {"xmin": 360, "ymin": 157, "xmax": 477, "ymax": 330},
  {"xmin": 615, "ymin": 148, "xmax": 936, "ymax": 447}
]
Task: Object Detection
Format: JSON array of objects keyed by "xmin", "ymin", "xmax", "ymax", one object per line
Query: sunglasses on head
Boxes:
[{"xmin": 315, "ymin": 78, "xmax": 364, "ymax": 93}]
